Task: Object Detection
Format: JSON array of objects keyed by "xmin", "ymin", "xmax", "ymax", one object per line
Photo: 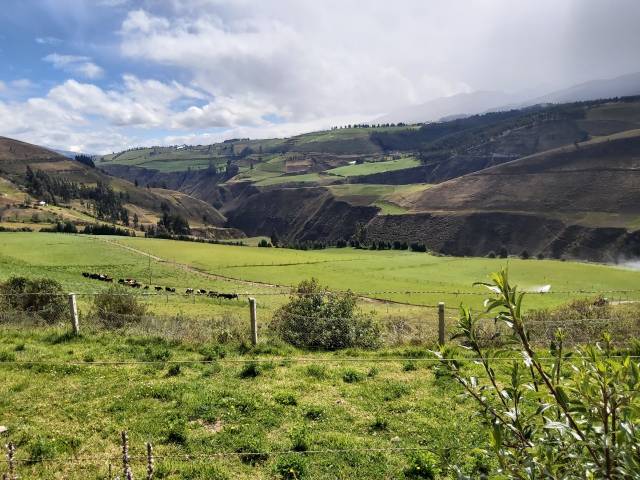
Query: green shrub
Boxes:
[
  {"xmin": 0, "ymin": 276, "xmax": 67, "ymax": 323},
  {"xmin": 91, "ymin": 286, "xmax": 147, "ymax": 328},
  {"xmin": 404, "ymin": 451, "xmax": 440, "ymax": 479},
  {"xmin": 342, "ymin": 369, "xmax": 364, "ymax": 383},
  {"xmin": 271, "ymin": 278, "xmax": 381, "ymax": 350},
  {"xmin": 290, "ymin": 427, "xmax": 310, "ymax": 452},
  {"xmin": 239, "ymin": 361, "xmax": 261, "ymax": 378},
  {"xmin": 304, "ymin": 406, "xmax": 324, "ymax": 421},
  {"xmin": 142, "ymin": 345, "xmax": 171, "ymax": 362},
  {"xmin": 443, "ymin": 269, "xmax": 640, "ymax": 479},
  {"xmin": 305, "ymin": 364, "xmax": 327, "ymax": 379},
  {"xmin": 236, "ymin": 437, "xmax": 269, "ymax": 465},
  {"xmin": 370, "ymin": 415, "xmax": 388, "ymax": 431},
  {"xmin": 274, "ymin": 391, "xmax": 298, "ymax": 406},
  {"xmin": 402, "ymin": 361, "xmax": 417, "ymax": 372},
  {"xmin": 275, "ymin": 454, "xmax": 307, "ymax": 479}
]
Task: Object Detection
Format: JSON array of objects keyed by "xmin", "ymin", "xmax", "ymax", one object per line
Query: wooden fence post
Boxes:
[
  {"xmin": 249, "ymin": 297, "xmax": 258, "ymax": 346},
  {"xmin": 68, "ymin": 293, "xmax": 79, "ymax": 336},
  {"xmin": 121, "ymin": 431, "xmax": 132, "ymax": 480},
  {"xmin": 438, "ymin": 302, "xmax": 445, "ymax": 346}
]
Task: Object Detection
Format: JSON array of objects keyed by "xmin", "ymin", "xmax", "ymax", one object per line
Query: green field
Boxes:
[
  {"xmin": 326, "ymin": 157, "xmax": 420, "ymax": 177},
  {"xmin": 3, "ymin": 233, "xmax": 640, "ymax": 313},
  {"xmin": 0, "ymin": 326, "xmax": 492, "ymax": 479},
  {"xmin": 254, "ymin": 173, "xmax": 328, "ymax": 187}
]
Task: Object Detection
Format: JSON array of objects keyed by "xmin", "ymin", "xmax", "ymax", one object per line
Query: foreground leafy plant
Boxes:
[{"xmin": 440, "ymin": 269, "xmax": 640, "ymax": 479}]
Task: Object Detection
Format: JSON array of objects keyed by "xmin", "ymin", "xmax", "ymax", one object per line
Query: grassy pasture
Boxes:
[
  {"xmin": 0, "ymin": 327, "xmax": 490, "ymax": 479},
  {"xmin": 108, "ymin": 236, "xmax": 640, "ymax": 310},
  {"xmin": 2, "ymin": 233, "xmax": 640, "ymax": 314},
  {"xmin": 326, "ymin": 157, "xmax": 420, "ymax": 177}
]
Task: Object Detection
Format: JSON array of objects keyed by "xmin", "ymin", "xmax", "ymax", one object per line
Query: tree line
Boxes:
[{"xmin": 25, "ymin": 167, "xmax": 130, "ymax": 224}]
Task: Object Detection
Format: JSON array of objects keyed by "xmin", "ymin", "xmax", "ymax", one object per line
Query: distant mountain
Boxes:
[
  {"xmin": 376, "ymin": 72, "xmax": 640, "ymax": 125},
  {"xmin": 531, "ymin": 71, "xmax": 640, "ymax": 105},
  {"xmin": 376, "ymin": 90, "xmax": 521, "ymax": 124}
]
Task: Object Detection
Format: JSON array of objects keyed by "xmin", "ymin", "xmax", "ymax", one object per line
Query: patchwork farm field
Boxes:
[{"xmin": 2, "ymin": 232, "xmax": 640, "ymax": 478}]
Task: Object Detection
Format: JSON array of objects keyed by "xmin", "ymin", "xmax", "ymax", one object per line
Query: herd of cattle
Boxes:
[{"xmin": 81, "ymin": 272, "xmax": 239, "ymax": 299}]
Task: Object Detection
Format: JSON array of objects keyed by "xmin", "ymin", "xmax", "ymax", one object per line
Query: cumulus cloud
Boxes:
[
  {"xmin": 43, "ymin": 53, "xmax": 105, "ymax": 79},
  {"xmin": 118, "ymin": 6, "xmax": 470, "ymax": 121},
  {"xmin": 0, "ymin": 73, "xmax": 288, "ymax": 153}
]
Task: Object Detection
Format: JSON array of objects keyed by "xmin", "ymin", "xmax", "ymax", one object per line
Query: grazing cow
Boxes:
[
  {"xmin": 197, "ymin": 289, "xmax": 207, "ymax": 295},
  {"xmin": 167, "ymin": 287, "xmax": 176, "ymax": 293},
  {"xmin": 219, "ymin": 293, "xmax": 239, "ymax": 300},
  {"xmin": 185, "ymin": 288, "xmax": 194, "ymax": 294},
  {"xmin": 207, "ymin": 291, "xmax": 218, "ymax": 297},
  {"xmin": 82, "ymin": 272, "xmax": 90, "ymax": 278},
  {"xmin": 143, "ymin": 285, "xmax": 149, "ymax": 290},
  {"xmin": 155, "ymin": 286, "xmax": 163, "ymax": 291}
]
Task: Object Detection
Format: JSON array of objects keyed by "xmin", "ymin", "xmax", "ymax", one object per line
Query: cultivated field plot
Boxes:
[{"xmin": 325, "ymin": 157, "xmax": 420, "ymax": 177}]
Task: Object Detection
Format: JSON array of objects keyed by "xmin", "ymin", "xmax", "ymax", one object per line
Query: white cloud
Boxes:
[
  {"xmin": 0, "ymin": 74, "xmax": 290, "ymax": 153},
  {"xmin": 118, "ymin": 6, "xmax": 470, "ymax": 122},
  {"xmin": 35, "ymin": 36, "xmax": 61, "ymax": 45},
  {"xmin": 43, "ymin": 53, "xmax": 105, "ymax": 79}
]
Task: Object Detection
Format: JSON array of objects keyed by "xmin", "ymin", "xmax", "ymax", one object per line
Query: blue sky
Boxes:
[{"xmin": 1, "ymin": 0, "xmax": 639, "ymax": 154}]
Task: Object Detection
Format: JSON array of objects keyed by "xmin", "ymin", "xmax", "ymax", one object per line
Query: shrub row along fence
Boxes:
[{"xmin": 1, "ymin": 290, "xmax": 639, "ymax": 347}]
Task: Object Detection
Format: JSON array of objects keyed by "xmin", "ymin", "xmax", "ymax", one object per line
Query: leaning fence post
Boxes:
[
  {"xmin": 438, "ymin": 302, "xmax": 445, "ymax": 346},
  {"xmin": 249, "ymin": 297, "xmax": 258, "ymax": 346},
  {"xmin": 68, "ymin": 293, "xmax": 79, "ymax": 335}
]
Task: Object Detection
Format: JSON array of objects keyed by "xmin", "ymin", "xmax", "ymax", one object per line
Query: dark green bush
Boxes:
[
  {"xmin": 271, "ymin": 278, "xmax": 381, "ymax": 350},
  {"xmin": 91, "ymin": 286, "xmax": 147, "ymax": 328},
  {"xmin": 239, "ymin": 361, "xmax": 261, "ymax": 378},
  {"xmin": 275, "ymin": 454, "xmax": 307, "ymax": 479},
  {"xmin": 404, "ymin": 451, "xmax": 440, "ymax": 479},
  {"xmin": 0, "ymin": 276, "xmax": 67, "ymax": 323},
  {"xmin": 342, "ymin": 369, "xmax": 364, "ymax": 383}
]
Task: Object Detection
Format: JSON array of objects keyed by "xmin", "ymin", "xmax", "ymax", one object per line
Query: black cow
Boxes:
[{"xmin": 219, "ymin": 293, "xmax": 239, "ymax": 300}]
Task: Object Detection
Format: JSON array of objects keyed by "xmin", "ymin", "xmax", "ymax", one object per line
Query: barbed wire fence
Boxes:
[{"xmin": 1, "ymin": 284, "xmax": 639, "ymax": 346}]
